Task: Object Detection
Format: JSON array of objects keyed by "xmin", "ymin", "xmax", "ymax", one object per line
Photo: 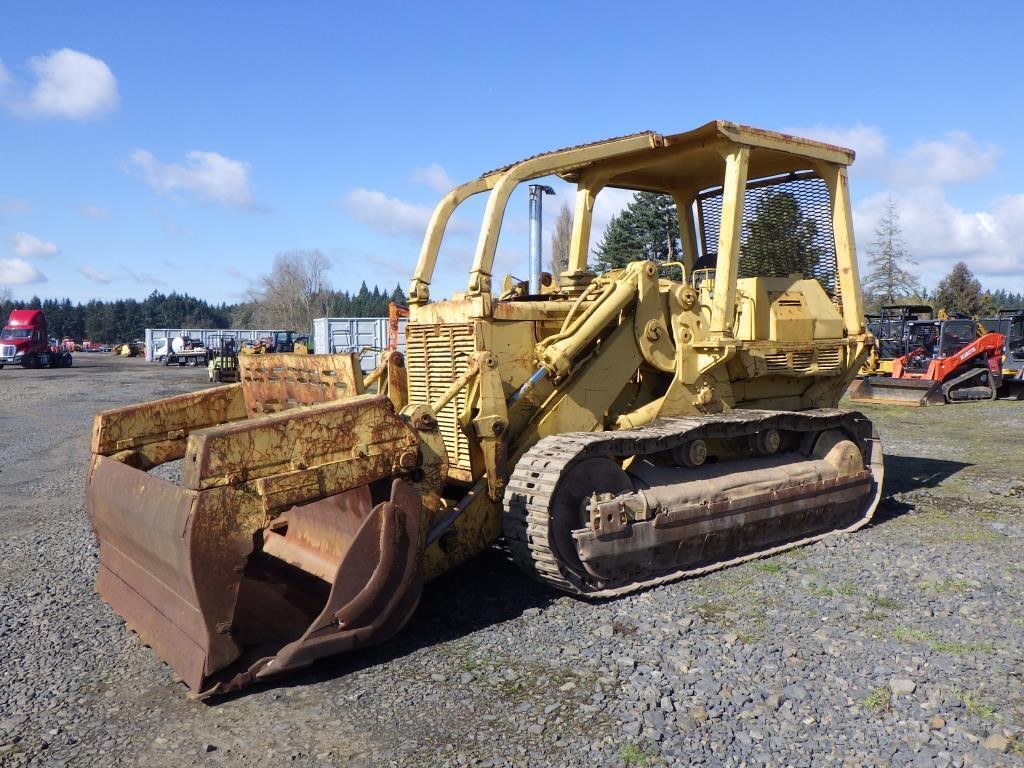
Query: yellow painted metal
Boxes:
[
  {"xmin": 92, "ymin": 385, "xmax": 248, "ymax": 469},
  {"xmin": 410, "ymin": 176, "xmax": 496, "ymax": 304},
  {"xmin": 89, "ymin": 121, "xmax": 883, "ymax": 693},
  {"xmin": 709, "ymin": 145, "xmax": 750, "ymax": 337},
  {"xmin": 567, "ymin": 182, "xmax": 602, "ymax": 274},
  {"xmin": 238, "ymin": 352, "xmax": 365, "ymax": 417},
  {"xmin": 819, "ymin": 163, "xmax": 866, "ymax": 335},
  {"xmin": 468, "ymin": 134, "xmax": 660, "ymax": 294}
]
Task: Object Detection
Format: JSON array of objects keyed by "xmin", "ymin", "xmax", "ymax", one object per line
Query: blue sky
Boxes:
[{"xmin": 2, "ymin": 1, "xmax": 1023, "ymax": 305}]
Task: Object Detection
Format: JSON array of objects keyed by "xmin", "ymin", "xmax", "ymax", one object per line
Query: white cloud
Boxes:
[
  {"xmin": 891, "ymin": 131, "xmax": 1000, "ymax": 186},
  {"xmin": 80, "ymin": 203, "xmax": 111, "ymax": 219},
  {"xmin": 80, "ymin": 266, "xmax": 112, "ymax": 284},
  {"xmin": 342, "ymin": 188, "xmax": 433, "ymax": 238},
  {"xmin": 11, "ymin": 232, "xmax": 59, "ymax": 258},
  {"xmin": 784, "ymin": 125, "xmax": 999, "ymax": 188},
  {"xmin": 783, "ymin": 124, "xmax": 1021, "ymax": 289},
  {"xmin": 129, "ymin": 149, "xmax": 256, "ymax": 209},
  {"xmin": 410, "ymin": 163, "xmax": 454, "ymax": 194},
  {"xmin": 854, "ymin": 189, "xmax": 1024, "ymax": 287},
  {"xmin": 6, "ymin": 49, "xmax": 120, "ymax": 119},
  {"xmin": 0, "ymin": 258, "xmax": 46, "ymax": 285},
  {"xmin": 591, "ymin": 187, "xmax": 636, "ymax": 244},
  {"xmin": 785, "ymin": 124, "xmax": 888, "ymax": 167},
  {"xmin": 783, "ymin": 124, "xmax": 889, "ymax": 182}
]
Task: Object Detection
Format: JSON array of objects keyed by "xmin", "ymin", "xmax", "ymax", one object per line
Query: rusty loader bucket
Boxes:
[
  {"xmin": 847, "ymin": 375, "xmax": 946, "ymax": 406},
  {"xmin": 86, "ymin": 353, "xmax": 445, "ymax": 695}
]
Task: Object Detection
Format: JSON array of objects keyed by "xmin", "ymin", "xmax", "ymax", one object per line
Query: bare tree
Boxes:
[
  {"xmin": 862, "ymin": 198, "xmax": 919, "ymax": 310},
  {"xmin": 549, "ymin": 202, "xmax": 572, "ymax": 275},
  {"xmin": 249, "ymin": 250, "xmax": 332, "ymax": 331},
  {"xmin": 0, "ymin": 287, "xmax": 11, "ymax": 305}
]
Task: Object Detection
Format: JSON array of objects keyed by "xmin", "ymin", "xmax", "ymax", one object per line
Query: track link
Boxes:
[{"xmin": 502, "ymin": 409, "xmax": 882, "ymax": 597}]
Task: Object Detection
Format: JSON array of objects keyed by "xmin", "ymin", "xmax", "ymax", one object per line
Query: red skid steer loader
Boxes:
[{"xmin": 849, "ymin": 318, "xmax": 1004, "ymax": 405}]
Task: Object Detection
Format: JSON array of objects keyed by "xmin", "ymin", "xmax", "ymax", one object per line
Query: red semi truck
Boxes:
[{"xmin": 0, "ymin": 309, "xmax": 73, "ymax": 369}]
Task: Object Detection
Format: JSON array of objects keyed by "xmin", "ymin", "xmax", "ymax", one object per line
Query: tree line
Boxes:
[{"xmin": 0, "ymin": 278, "xmax": 407, "ymax": 343}]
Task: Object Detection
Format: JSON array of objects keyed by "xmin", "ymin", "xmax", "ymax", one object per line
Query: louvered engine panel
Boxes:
[
  {"xmin": 405, "ymin": 323, "xmax": 477, "ymax": 475},
  {"xmin": 763, "ymin": 346, "xmax": 843, "ymax": 375}
]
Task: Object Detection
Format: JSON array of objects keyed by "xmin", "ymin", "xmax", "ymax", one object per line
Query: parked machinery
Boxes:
[
  {"xmin": 207, "ymin": 336, "xmax": 240, "ymax": 383},
  {"xmin": 86, "ymin": 122, "xmax": 883, "ymax": 695},
  {"xmin": 269, "ymin": 330, "xmax": 310, "ymax": 354},
  {"xmin": 861, "ymin": 304, "xmax": 933, "ymax": 375},
  {"xmin": 980, "ymin": 309, "xmax": 1024, "ymax": 393},
  {"xmin": 850, "ymin": 318, "xmax": 1005, "ymax": 405}
]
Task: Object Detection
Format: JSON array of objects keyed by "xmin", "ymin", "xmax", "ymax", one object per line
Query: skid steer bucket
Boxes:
[
  {"xmin": 847, "ymin": 376, "xmax": 945, "ymax": 406},
  {"xmin": 87, "ymin": 353, "xmax": 441, "ymax": 695}
]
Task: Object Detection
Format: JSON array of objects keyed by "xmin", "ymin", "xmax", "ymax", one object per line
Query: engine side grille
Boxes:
[
  {"xmin": 405, "ymin": 323, "xmax": 477, "ymax": 473},
  {"xmin": 763, "ymin": 346, "xmax": 843, "ymax": 375}
]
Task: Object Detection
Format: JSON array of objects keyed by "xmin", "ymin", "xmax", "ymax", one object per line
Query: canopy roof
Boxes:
[{"xmin": 482, "ymin": 120, "xmax": 855, "ymax": 194}]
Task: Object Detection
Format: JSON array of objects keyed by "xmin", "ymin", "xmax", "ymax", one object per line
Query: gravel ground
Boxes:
[{"xmin": 1, "ymin": 355, "xmax": 1022, "ymax": 767}]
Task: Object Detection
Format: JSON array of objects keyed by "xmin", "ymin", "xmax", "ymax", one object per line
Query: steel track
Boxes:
[{"xmin": 502, "ymin": 409, "xmax": 883, "ymax": 597}]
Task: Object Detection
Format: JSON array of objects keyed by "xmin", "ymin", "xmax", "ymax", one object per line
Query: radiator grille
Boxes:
[
  {"xmin": 0, "ymin": 345, "xmax": 15, "ymax": 358},
  {"xmin": 763, "ymin": 346, "xmax": 843, "ymax": 375},
  {"xmin": 405, "ymin": 323, "xmax": 476, "ymax": 472}
]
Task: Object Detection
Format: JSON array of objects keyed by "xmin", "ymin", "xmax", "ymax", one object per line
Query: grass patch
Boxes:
[
  {"xmin": 892, "ymin": 627, "xmax": 935, "ymax": 642},
  {"xmin": 862, "ymin": 685, "xmax": 892, "ymax": 712},
  {"xmin": 930, "ymin": 640, "xmax": 993, "ymax": 655},
  {"xmin": 952, "ymin": 687, "xmax": 995, "ymax": 719},
  {"xmin": 918, "ymin": 578, "xmax": 970, "ymax": 594},
  {"xmin": 620, "ymin": 744, "xmax": 650, "ymax": 766},
  {"xmin": 891, "ymin": 627, "xmax": 992, "ymax": 655},
  {"xmin": 871, "ymin": 596, "xmax": 900, "ymax": 610},
  {"xmin": 736, "ymin": 615, "xmax": 768, "ymax": 644},
  {"xmin": 758, "ymin": 562, "xmax": 783, "ymax": 574},
  {"xmin": 808, "ymin": 584, "xmax": 834, "ymax": 598},
  {"xmin": 837, "ymin": 582, "xmax": 859, "ymax": 596},
  {"xmin": 780, "ymin": 547, "xmax": 811, "ymax": 562}
]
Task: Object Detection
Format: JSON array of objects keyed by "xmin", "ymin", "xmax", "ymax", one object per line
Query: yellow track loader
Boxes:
[{"xmin": 86, "ymin": 121, "xmax": 883, "ymax": 696}]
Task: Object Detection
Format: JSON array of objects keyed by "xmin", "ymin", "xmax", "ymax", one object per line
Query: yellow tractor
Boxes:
[{"xmin": 86, "ymin": 121, "xmax": 883, "ymax": 696}]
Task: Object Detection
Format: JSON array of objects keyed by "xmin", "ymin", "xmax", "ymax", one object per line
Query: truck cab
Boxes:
[{"xmin": 0, "ymin": 309, "xmax": 73, "ymax": 369}]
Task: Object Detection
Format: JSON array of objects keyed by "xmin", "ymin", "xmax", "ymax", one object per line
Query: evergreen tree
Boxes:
[
  {"xmin": 593, "ymin": 192, "xmax": 680, "ymax": 271},
  {"xmin": 862, "ymin": 198, "xmax": 919, "ymax": 309},
  {"xmin": 934, "ymin": 262, "xmax": 982, "ymax": 316},
  {"xmin": 738, "ymin": 191, "xmax": 823, "ymax": 279}
]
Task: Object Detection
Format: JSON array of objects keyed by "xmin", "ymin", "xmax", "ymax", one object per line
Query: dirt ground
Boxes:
[{"xmin": 1, "ymin": 354, "xmax": 1021, "ymax": 767}]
